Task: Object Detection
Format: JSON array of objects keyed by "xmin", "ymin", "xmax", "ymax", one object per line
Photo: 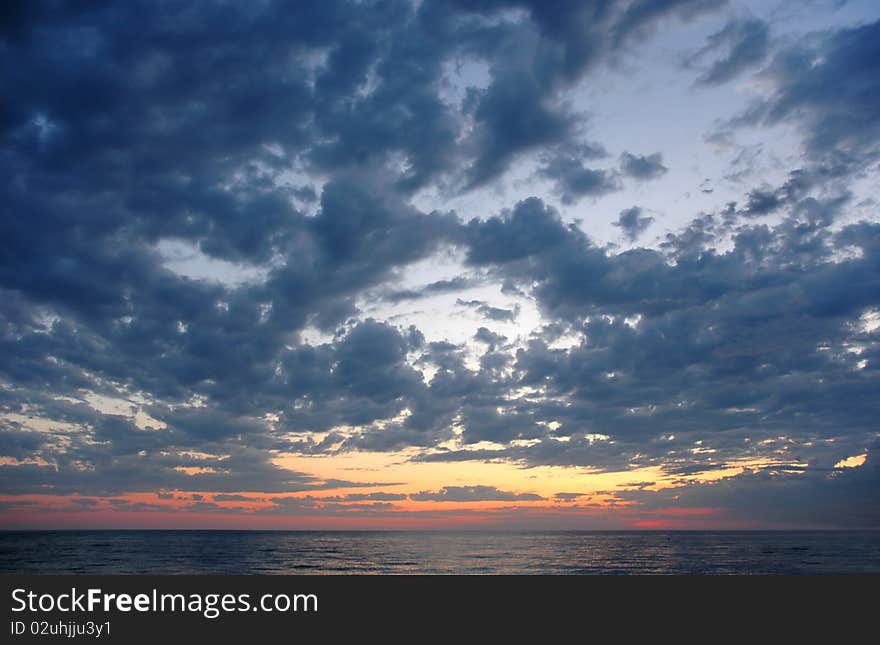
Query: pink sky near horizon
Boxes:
[{"xmin": 0, "ymin": 491, "xmax": 764, "ymax": 531}]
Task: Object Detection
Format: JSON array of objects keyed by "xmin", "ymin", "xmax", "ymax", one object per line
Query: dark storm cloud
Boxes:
[
  {"xmin": 619, "ymin": 152, "xmax": 668, "ymax": 181},
  {"xmin": 689, "ymin": 17, "xmax": 770, "ymax": 86},
  {"xmin": 614, "ymin": 206, "xmax": 655, "ymax": 241},
  {"xmin": 410, "ymin": 485, "xmax": 543, "ymax": 502}
]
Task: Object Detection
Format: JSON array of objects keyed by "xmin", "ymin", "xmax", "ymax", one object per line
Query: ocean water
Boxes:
[{"xmin": 1, "ymin": 530, "xmax": 878, "ymax": 574}]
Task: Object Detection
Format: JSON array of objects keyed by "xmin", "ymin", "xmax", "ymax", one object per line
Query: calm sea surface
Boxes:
[{"xmin": 1, "ymin": 531, "xmax": 878, "ymax": 574}]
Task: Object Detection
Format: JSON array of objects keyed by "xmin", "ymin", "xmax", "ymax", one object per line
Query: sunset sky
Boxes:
[{"xmin": 1, "ymin": 0, "xmax": 879, "ymax": 530}]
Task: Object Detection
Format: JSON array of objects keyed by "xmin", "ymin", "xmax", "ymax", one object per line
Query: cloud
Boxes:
[
  {"xmin": 730, "ymin": 19, "xmax": 880, "ymax": 164},
  {"xmin": 614, "ymin": 206, "xmax": 655, "ymax": 241},
  {"xmin": 384, "ymin": 277, "xmax": 479, "ymax": 303},
  {"xmin": 538, "ymin": 144, "xmax": 620, "ymax": 204},
  {"xmin": 742, "ymin": 186, "xmax": 784, "ymax": 217},
  {"xmin": 213, "ymin": 494, "xmax": 262, "ymax": 502},
  {"xmin": 1, "ymin": 1, "xmax": 878, "ymax": 529},
  {"xmin": 613, "ymin": 0, "xmax": 727, "ymax": 46},
  {"xmin": 619, "ymin": 152, "xmax": 668, "ymax": 180},
  {"xmin": 452, "ymin": 190, "xmax": 880, "ymax": 479},
  {"xmin": 620, "ymin": 449, "xmax": 880, "ymax": 528},
  {"xmin": 321, "ymin": 492, "xmax": 408, "ymax": 502},
  {"xmin": 465, "ymin": 197, "xmax": 574, "ymax": 264},
  {"xmin": 690, "ymin": 18, "xmax": 770, "ymax": 86},
  {"xmin": 441, "ymin": 0, "xmax": 727, "ymax": 186},
  {"xmin": 553, "ymin": 492, "xmax": 585, "ymax": 502},
  {"xmin": 410, "ymin": 485, "xmax": 543, "ymax": 502},
  {"xmin": 474, "ymin": 327, "xmax": 508, "ymax": 348},
  {"xmin": 456, "ymin": 299, "xmax": 519, "ymax": 322},
  {"xmin": 736, "ymin": 169, "xmax": 835, "ymax": 219}
]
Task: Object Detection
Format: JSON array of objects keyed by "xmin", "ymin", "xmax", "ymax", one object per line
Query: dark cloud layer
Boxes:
[{"xmin": 1, "ymin": 1, "xmax": 878, "ymax": 526}]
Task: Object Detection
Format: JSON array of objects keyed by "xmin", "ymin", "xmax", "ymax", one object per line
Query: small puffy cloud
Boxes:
[
  {"xmin": 615, "ymin": 206, "xmax": 655, "ymax": 241},
  {"xmin": 620, "ymin": 152, "xmax": 668, "ymax": 180},
  {"xmin": 456, "ymin": 299, "xmax": 519, "ymax": 322},
  {"xmin": 536, "ymin": 143, "xmax": 619, "ymax": 204}
]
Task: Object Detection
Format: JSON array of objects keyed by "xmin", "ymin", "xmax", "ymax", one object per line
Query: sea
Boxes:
[{"xmin": 1, "ymin": 530, "xmax": 878, "ymax": 575}]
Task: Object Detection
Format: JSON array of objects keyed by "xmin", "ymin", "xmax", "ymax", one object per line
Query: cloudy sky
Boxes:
[{"xmin": 2, "ymin": 0, "xmax": 879, "ymax": 529}]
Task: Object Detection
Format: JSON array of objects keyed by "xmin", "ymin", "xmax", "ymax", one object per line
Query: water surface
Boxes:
[{"xmin": 1, "ymin": 530, "xmax": 877, "ymax": 574}]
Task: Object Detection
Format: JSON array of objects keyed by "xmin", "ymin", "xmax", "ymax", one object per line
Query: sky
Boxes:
[{"xmin": 1, "ymin": 0, "xmax": 879, "ymax": 530}]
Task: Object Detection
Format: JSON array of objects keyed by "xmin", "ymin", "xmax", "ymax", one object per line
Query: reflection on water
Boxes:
[{"xmin": 1, "ymin": 531, "xmax": 878, "ymax": 574}]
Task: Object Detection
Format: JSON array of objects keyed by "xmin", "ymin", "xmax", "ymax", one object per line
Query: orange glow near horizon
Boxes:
[{"xmin": 0, "ymin": 450, "xmax": 802, "ymax": 530}]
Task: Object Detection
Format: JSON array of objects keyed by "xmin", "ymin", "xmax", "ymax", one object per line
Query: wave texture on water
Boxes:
[{"xmin": 1, "ymin": 530, "xmax": 878, "ymax": 575}]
